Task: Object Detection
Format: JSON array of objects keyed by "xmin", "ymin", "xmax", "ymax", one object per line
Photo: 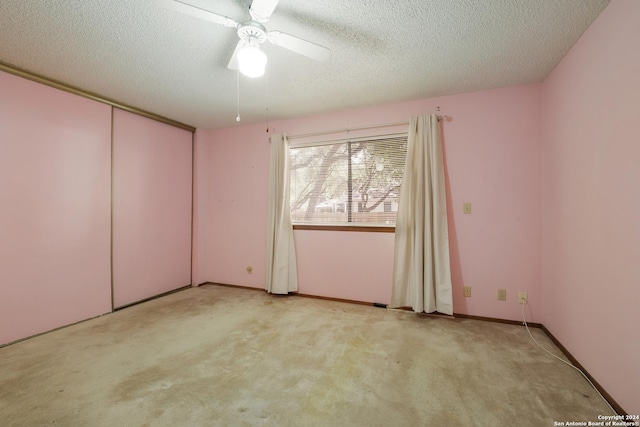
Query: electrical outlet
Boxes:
[
  {"xmin": 246, "ymin": 266, "xmax": 253, "ymax": 274},
  {"xmin": 518, "ymin": 292, "xmax": 527, "ymax": 304},
  {"xmin": 463, "ymin": 286, "xmax": 471, "ymax": 297},
  {"xmin": 498, "ymin": 289, "xmax": 507, "ymax": 301}
]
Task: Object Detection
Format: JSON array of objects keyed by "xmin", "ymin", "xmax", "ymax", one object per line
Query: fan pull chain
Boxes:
[
  {"xmin": 236, "ymin": 67, "xmax": 241, "ymax": 122},
  {"xmin": 265, "ymin": 66, "xmax": 269, "ymax": 132}
]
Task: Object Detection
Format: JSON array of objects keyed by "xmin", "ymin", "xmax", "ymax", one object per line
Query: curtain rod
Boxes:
[{"xmin": 287, "ymin": 115, "xmax": 446, "ymax": 140}]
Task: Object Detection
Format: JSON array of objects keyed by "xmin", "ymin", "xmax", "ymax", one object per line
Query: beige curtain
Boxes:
[
  {"xmin": 265, "ymin": 133, "xmax": 298, "ymax": 294},
  {"xmin": 391, "ymin": 115, "xmax": 453, "ymax": 315}
]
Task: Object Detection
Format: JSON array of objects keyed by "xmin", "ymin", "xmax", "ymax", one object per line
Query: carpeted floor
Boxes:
[{"xmin": 0, "ymin": 284, "xmax": 612, "ymax": 426}]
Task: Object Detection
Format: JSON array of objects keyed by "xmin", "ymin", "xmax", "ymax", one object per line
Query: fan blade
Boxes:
[
  {"xmin": 249, "ymin": 0, "xmax": 280, "ymax": 23},
  {"xmin": 268, "ymin": 31, "xmax": 330, "ymax": 62},
  {"xmin": 164, "ymin": 0, "xmax": 238, "ymax": 28},
  {"xmin": 227, "ymin": 41, "xmax": 242, "ymax": 70}
]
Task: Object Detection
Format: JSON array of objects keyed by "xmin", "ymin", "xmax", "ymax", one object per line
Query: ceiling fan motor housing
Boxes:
[{"xmin": 238, "ymin": 21, "xmax": 267, "ymax": 45}]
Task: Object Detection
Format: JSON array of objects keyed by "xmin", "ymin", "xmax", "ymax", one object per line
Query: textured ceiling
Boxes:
[{"xmin": 0, "ymin": 0, "xmax": 609, "ymax": 129}]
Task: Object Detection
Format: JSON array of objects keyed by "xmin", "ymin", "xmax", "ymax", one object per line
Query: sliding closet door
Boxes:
[
  {"xmin": 0, "ymin": 71, "xmax": 112, "ymax": 345},
  {"xmin": 112, "ymin": 109, "xmax": 192, "ymax": 308}
]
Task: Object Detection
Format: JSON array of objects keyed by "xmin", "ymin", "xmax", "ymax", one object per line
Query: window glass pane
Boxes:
[{"xmin": 290, "ymin": 135, "xmax": 407, "ymax": 226}]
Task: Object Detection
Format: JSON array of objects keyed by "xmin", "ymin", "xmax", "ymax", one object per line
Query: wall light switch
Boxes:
[
  {"xmin": 463, "ymin": 203, "xmax": 472, "ymax": 214},
  {"xmin": 463, "ymin": 286, "xmax": 471, "ymax": 297}
]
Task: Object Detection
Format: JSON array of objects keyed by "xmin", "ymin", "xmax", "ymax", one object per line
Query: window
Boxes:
[{"xmin": 290, "ymin": 134, "xmax": 407, "ymax": 227}]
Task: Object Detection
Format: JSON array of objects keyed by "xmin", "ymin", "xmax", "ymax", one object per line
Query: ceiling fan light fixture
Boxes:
[{"xmin": 237, "ymin": 41, "xmax": 267, "ymax": 78}]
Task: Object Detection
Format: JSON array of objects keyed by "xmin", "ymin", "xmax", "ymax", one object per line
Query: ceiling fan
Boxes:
[{"xmin": 164, "ymin": 0, "xmax": 331, "ymax": 78}]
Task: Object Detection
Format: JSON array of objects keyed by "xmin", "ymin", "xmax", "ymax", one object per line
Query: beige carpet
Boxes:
[{"xmin": 1, "ymin": 284, "xmax": 611, "ymax": 426}]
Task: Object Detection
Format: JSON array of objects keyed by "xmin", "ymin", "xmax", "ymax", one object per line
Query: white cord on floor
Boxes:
[{"xmin": 521, "ymin": 302, "xmax": 617, "ymax": 415}]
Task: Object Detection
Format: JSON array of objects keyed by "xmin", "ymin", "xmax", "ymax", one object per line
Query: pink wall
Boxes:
[
  {"xmin": 294, "ymin": 231, "xmax": 395, "ymax": 304},
  {"xmin": 0, "ymin": 71, "xmax": 112, "ymax": 345},
  {"xmin": 200, "ymin": 124, "xmax": 272, "ymax": 289},
  {"xmin": 199, "ymin": 84, "xmax": 542, "ymax": 321},
  {"xmin": 541, "ymin": 0, "xmax": 639, "ymax": 413},
  {"xmin": 112, "ymin": 109, "xmax": 193, "ymax": 307}
]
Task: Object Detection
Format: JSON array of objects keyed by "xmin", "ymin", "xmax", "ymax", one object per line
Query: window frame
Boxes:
[
  {"xmin": 292, "ymin": 224, "xmax": 396, "ymax": 233},
  {"xmin": 289, "ymin": 132, "xmax": 407, "ymax": 232}
]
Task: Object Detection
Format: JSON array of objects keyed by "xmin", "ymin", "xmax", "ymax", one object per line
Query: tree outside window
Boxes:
[{"xmin": 290, "ymin": 135, "xmax": 407, "ymax": 226}]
